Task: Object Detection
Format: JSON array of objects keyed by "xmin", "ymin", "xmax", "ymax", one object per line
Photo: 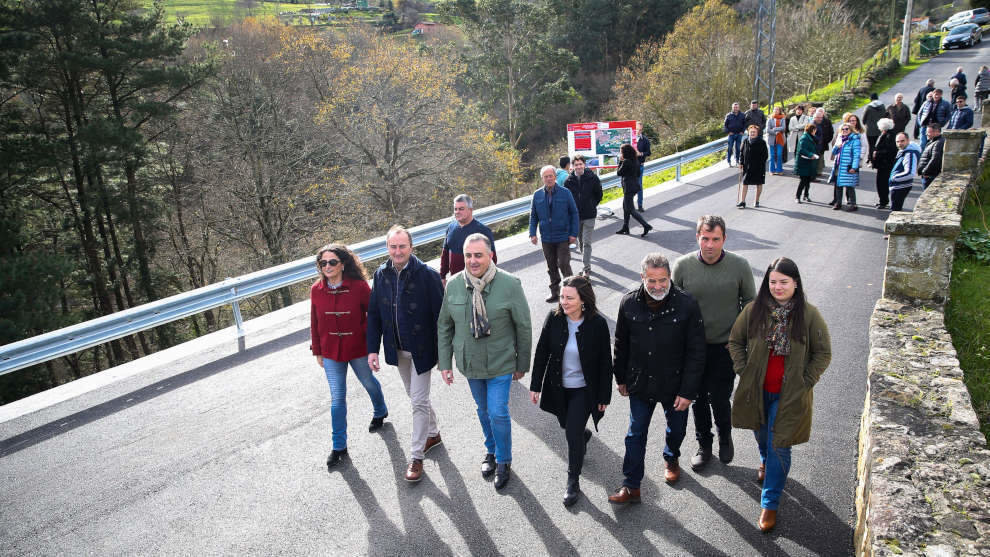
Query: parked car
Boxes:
[
  {"xmin": 941, "ymin": 8, "xmax": 990, "ymax": 32},
  {"xmin": 942, "ymin": 23, "xmax": 983, "ymax": 49}
]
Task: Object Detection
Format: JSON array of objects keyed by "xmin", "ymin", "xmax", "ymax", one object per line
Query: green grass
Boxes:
[
  {"xmin": 601, "ymin": 153, "xmax": 723, "ymax": 204},
  {"xmin": 145, "ymin": 0, "xmax": 390, "ymax": 26},
  {"xmin": 946, "ymin": 164, "xmax": 990, "ymax": 443}
]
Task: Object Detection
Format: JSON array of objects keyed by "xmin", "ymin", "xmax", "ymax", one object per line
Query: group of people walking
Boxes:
[
  {"xmin": 310, "ymin": 202, "xmax": 832, "ymax": 533},
  {"xmin": 723, "ymin": 64, "xmax": 982, "ymax": 212}
]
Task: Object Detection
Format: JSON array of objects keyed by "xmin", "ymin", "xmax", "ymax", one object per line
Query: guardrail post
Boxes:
[
  {"xmin": 675, "ymin": 156, "xmax": 682, "ymax": 182},
  {"xmin": 228, "ymin": 279, "xmax": 245, "ymax": 338}
]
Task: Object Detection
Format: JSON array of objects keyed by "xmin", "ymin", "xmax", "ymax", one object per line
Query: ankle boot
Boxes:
[{"xmin": 563, "ymin": 477, "xmax": 581, "ymax": 507}]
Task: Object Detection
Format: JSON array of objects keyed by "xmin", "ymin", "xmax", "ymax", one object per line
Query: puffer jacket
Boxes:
[
  {"xmin": 613, "ymin": 285, "xmax": 706, "ymax": 404},
  {"xmin": 831, "ymin": 133, "xmax": 861, "ymax": 188},
  {"xmin": 862, "ymin": 100, "xmax": 886, "ymax": 136},
  {"xmin": 888, "ymin": 143, "xmax": 921, "ymax": 191},
  {"xmin": 728, "ymin": 301, "xmax": 831, "ymax": 448}
]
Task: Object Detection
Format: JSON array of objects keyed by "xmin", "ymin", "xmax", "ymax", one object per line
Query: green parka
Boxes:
[
  {"xmin": 728, "ymin": 300, "xmax": 831, "ymax": 448},
  {"xmin": 794, "ymin": 132, "xmax": 819, "ymax": 178},
  {"xmin": 437, "ymin": 269, "xmax": 532, "ymax": 379}
]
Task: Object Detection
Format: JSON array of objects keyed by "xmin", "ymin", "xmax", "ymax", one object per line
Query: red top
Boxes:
[
  {"xmin": 310, "ymin": 277, "xmax": 371, "ymax": 362},
  {"xmin": 763, "ymin": 351, "xmax": 786, "ymax": 393}
]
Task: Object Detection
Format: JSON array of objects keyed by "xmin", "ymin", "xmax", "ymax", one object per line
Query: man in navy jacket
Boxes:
[
  {"xmin": 529, "ymin": 165, "xmax": 579, "ymax": 302},
  {"xmin": 723, "ymin": 103, "xmax": 746, "ymax": 166},
  {"xmin": 367, "ymin": 226, "xmax": 445, "ymax": 483}
]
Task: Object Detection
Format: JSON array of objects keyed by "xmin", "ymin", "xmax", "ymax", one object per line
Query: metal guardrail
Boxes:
[{"xmin": 0, "ymin": 137, "xmax": 728, "ymax": 376}]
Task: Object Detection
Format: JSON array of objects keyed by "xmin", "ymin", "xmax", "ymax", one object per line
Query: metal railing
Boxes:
[{"xmin": 0, "ymin": 137, "xmax": 728, "ymax": 376}]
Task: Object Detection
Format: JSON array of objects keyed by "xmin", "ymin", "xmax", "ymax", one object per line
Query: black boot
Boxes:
[
  {"xmin": 563, "ymin": 476, "xmax": 581, "ymax": 507},
  {"xmin": 326, "ymin": 448, "xmax": 348, "ymax": 469},
  {"xmin": 494, "ymin": 462, "xmax": 511, "ymax": 490}
]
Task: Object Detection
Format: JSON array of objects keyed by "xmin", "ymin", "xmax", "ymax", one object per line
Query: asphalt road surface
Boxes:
[{"xmin": 2, "ymin": 44, "xmax": 985, "ymax": 556}]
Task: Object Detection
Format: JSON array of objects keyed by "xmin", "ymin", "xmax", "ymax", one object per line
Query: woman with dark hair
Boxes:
[
  {"xmin": 738, "ymin": 124, "xmax": 768, "ymax": 209},
  {"xmin": 615, "ymin": 143, "xmax": 652, "ymax": 237},
  {"xmin": 728, "ymin": 257, "xmax": 831, "ymax": 533},
  {"xmin": 310, "ymin": 244, "xmax": 389, "ymax": 468},
  {"xmin": 794, "ymin": 123, "xmax": 820, "ymax": 203},
  {"xmin": 530, "ymin": 275, "xmax": 613, "ymax": 507}
]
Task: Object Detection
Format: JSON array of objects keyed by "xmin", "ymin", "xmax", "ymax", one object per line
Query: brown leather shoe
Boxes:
[
  {"xmin": 423, "ymin": 433, "xmax": 443, "ymax": 455},
  {"xmin": 664, "ymin": 460, "xmax": 681, "ymax": 484},
  {"xmin": 757, "ymin": 464, "xmax": 766, "ymax": 482},
  {"xmin": 607, "ymin": 486, "xmax": 641, "ymax": 504},
  {"xmin": 759, "ymin": 508, "xmax": 777, "ymax": 532},
  {"xmin": 404, "ymin": 459, "xmax": 424, "ymax": 482}
]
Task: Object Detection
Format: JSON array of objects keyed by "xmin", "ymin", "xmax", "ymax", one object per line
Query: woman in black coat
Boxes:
[
  {"xmin": 738, "ymin": 124, "xmax": 769, "ymax": 209},
  {"xmin": 615, "ymin": 143, "xmax": 652, "ymax": 236},
  {"xmin": 871, "ymin": 118, "xmax": 898, "ymax": 210},
  {"xmin": 530, "ymin": 275, "xmax": 613, "ymax": 507}
]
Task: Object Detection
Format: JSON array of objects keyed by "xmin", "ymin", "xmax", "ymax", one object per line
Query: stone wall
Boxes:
[{"xmin": 855, "ymin": 122, "xmax": 990, "ymax": 556}]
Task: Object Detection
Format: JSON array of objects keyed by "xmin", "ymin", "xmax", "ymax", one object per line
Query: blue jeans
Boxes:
[
  {"xmin": 727, "ymin": 133, "xmax": 743, "ymax": 164},
  {"xmin": 919, "ymin": 132, "xmax": 928, "ymax": 152},
  {"xmin": 468, "ymin": 373, "xmax": 513, "ymax": 463},
  {"xmin": 622, "ymin": 395, "xmax": 689, "ymax": 489},
  {"xmin": 755, "ymin": 391, "xmax": 791, "ymax": 510},
  {"xmin": 323, "ymin": 357, "xmax": 388, "ymax": 451},
  {"xmin": 769, "ymin": 143, "xmax": 783, "ymax": 173},
  {"xmin": 637, "ymin": 164, "xmax": 645, "ymax": 208}
]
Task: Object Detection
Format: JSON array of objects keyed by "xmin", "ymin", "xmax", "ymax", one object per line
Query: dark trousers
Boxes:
[
  {"xmin": 875, "ymin": 165, "xmax": 892, "ymax": 206},
  {"xmin": 541, "ymin": 241, "xmax": 572, "ymax": 295},
  {"xmin": 622, "ymin": 395, "xmax": 689, "ymax": 489},
  {"xmin": 922, "ymin": 176, "xmax": 935, "ymax": 190},
  {"xmin": 622, "ymin": 191, "xmax": 648, "ymax": 230},
  {"xmin": 832, "ymin": 185, "xmax": 856, "ymax": 206},
  {"xmin": 557, "ymin": 387, "xmax": 592, "ymax": 480},
  {"xmin": 866, "ymin": 135, "xmax": 879, "ymax": 162},
  {"xmin": 692, "ymin": 344, "xmax": 736, "ymax": 447},
  {"xmin": 796, "ymin": 176, "xmax": 812, "ymax": 199},
  {"xmin": 890, "ymin": 187, "xmax": 911, "ymax": 211}
]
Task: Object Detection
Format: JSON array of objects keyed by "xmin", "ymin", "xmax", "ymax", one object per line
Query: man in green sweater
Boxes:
[{"xmin": 672, "ymin": 215, "xmax": 756, "ymax": 471}]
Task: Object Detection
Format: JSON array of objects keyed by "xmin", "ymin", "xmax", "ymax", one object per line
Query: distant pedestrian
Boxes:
[
  {"xmin": 949, "ymin": 78, "xmax": 967, "ymax": 105},
  {"xmin": 607, "ymin": 253, "xmax": 706, "ymax": 504},
  {"xmin": 635, "ymin": 122, "xmax": 651, "ymax": 211},
  {"xmin": 530, "ymin": 165, "xmax": 579, "ymax": 302},
  {"xmin": 872, "ymin": 118, "xmax": 897, "ymax": 210},
  {"xmin": 794, "ymin": 123, "xmax": 820, "ymax": 203},
  {"xmin": 615, "ymin": 144, "xmax": 652, "ymax": 237},
  {"xmin": 311, "ymin": 244, "xmax": 389, "ymax": 469},
  {"xmin": 766, "ymin": 106, "xmax": 787, "ymax": 175},
  {"xmin": 787, "ymin": 105, "xmax": 809, "ymax": 161},
  {"xmin": 947, "ymin": 94, "xmax": 974, "ymax": 130},
  {"xmin": 861, "ymin": 93, "xmax": 886, "ymax": 162},
  {"xmin": 918, "ymin": 123, "xmax": 944, "ymax": 190},
  {"xmin": 440, "ymin": 194, "xmax": 497, "ymax": 287},
  {"xmin": 975, "ymin": 65, "xmax": 990, "ymax": 111},
  {"xmin": 672, "ymin": 216, "xmax": 756, "ymax": 472},
  {"xmin": 745, "ymin": 100, "xmax": 767, "ymax": 135},
  {"xmin": 530, "ymin": 275, "xmax": 613, "ymax": 507},
  {"xmin": 912, "ymin": 79, "xmax": 936, "ymax": 138},
  {"xmin": 563, "ymin": 155, "xmax": 603, "ymax": 277},
  {"xmin": 438, "ymin": 233, "xmax": 532, "ymax": 491},
  {"xmin": 918, "ymin": 89, "xmax": 951, "ymax": 151},
  {"xmin": 729, "ymin": 257, "xmax": 832, "ymax": 533},
  {"xmin": 829, "ymin": 122, "xmax": 861, "ymax": 211},
  {"xmin": 951, "ymin": 66, "xmax": 967, "ymax": 89},
  {"xmin": 887, "ymin": 93, "xmax": 912, "ymax": 135},
  {"xmin": 556, "ymin": 156, "xmax": 571, "ymax": 188},
  {"xmin": 811, "ymin": 108, "xmax": 834, "ymax": 177},
  {"xmin": 367, "ymin": 226, "xmax": 445, "ymax": 482},
  {"xmin": 724, "ymin": 102, "xmax": 746, "ymax": 166},
  {"xmin": 738, "ymin": 125, "xmax": 768, "ymax": 209},
  {"xmin": 888, "ymin": 132, "xmax": 920, "ymax": 211}
]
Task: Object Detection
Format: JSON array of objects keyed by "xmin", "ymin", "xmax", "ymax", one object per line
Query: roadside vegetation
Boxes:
[{"xmin": 947, "ymin": 164, "xmax": 990, "ymax": 442}]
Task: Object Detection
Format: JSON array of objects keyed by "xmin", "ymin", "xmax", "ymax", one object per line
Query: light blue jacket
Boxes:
[
  {"xmin": 529, "ymin": 185, "xmax": 579, "ymax": 243},
  {"xmin": 889, "ymin": 143, "xmax": 921, "ymax": 191},
  {"xmin": 831, "ymin": 133, "xmax": 861, "ymax": 188}
]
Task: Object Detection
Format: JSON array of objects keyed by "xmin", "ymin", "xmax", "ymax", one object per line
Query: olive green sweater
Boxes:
[{"xmin": 672, "ymin": 250, "xmax": 756, "ymax": 344}]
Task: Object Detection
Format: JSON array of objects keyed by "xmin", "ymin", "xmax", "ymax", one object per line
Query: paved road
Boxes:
[{"xmin": 1, "ymin": 44, "xmax": 985, "ymax": 556}]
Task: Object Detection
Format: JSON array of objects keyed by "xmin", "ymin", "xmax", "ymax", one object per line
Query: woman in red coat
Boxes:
[{"xmin": 311, "ymin": 244, "xmax": 388, "ymax": 468}]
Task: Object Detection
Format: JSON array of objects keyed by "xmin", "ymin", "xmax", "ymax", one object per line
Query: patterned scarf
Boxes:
[
  {"xmin": 765, "ymin": 299, "xmax": 794, "ymax": 355},
  {"xmin": 464, "ymin": 263, "xmax": 497, "ymax": 339}
]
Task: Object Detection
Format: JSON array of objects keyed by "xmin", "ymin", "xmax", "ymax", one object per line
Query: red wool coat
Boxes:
[{"xmin": 310, "ymin": 278, "xmax": 371, "ymax": 362}]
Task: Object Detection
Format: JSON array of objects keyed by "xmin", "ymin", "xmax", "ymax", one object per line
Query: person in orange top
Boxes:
[
  {"xmin": 766, "ymin": 106, "xmax": 787, "ymax": 175},
  {"xmin": 310, "ymin": 243, "xmax": 388, "ymax": 469}
]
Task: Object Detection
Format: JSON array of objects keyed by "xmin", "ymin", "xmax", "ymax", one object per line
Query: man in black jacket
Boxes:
[
  {"xmin": 744, "ymin": 100, "xmax": 766, "ymax": 135},
  {"xmin": 918, "ymin": 123, "xmax": 945, "ymax": 190},
  {"xmin": 913, "ymin": 79, "xmax": 936, "ymax": 138},
  {"xmin": 563, "ymin": 155, "xmax": 603, "ymax": 277},
  {"xmin": 608, "ymin": 253, "xmax": 706, "ymax": 504},
  {"xmin": 811, "ymin": 108, "xmax": 834, "ymax": 177}
]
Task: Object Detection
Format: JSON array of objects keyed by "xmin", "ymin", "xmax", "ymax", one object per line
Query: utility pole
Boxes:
[
  {"xmin": 900, "ymin": 0, "xmax": 914, "ymax": 65},
  {"xmin": 887, "ymin": 0, "xmax": 896, "ymax": 60}
]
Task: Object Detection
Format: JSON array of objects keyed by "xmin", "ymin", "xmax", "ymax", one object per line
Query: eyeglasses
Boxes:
[
  {"xmin": 319, "ymin": 259, "xmax": 341, "ymax": 268},
  {"xmin": 841, "ymin": 127, "xmax": 850, "ymax": 131}
]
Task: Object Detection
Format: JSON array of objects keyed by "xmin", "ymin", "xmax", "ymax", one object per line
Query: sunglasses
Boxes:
[{"xmin": 319, "ymin": 259, "xmax": 341, "ymax": 268}]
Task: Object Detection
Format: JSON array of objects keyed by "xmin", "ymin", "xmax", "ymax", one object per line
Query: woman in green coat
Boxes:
[
  {"xmin": 728, "ymin": 257, "xmax": 831, "ymax": 533},
  {"xmin": 793, "ymin": 123, "xmax": 820, "ymax": 203}
]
